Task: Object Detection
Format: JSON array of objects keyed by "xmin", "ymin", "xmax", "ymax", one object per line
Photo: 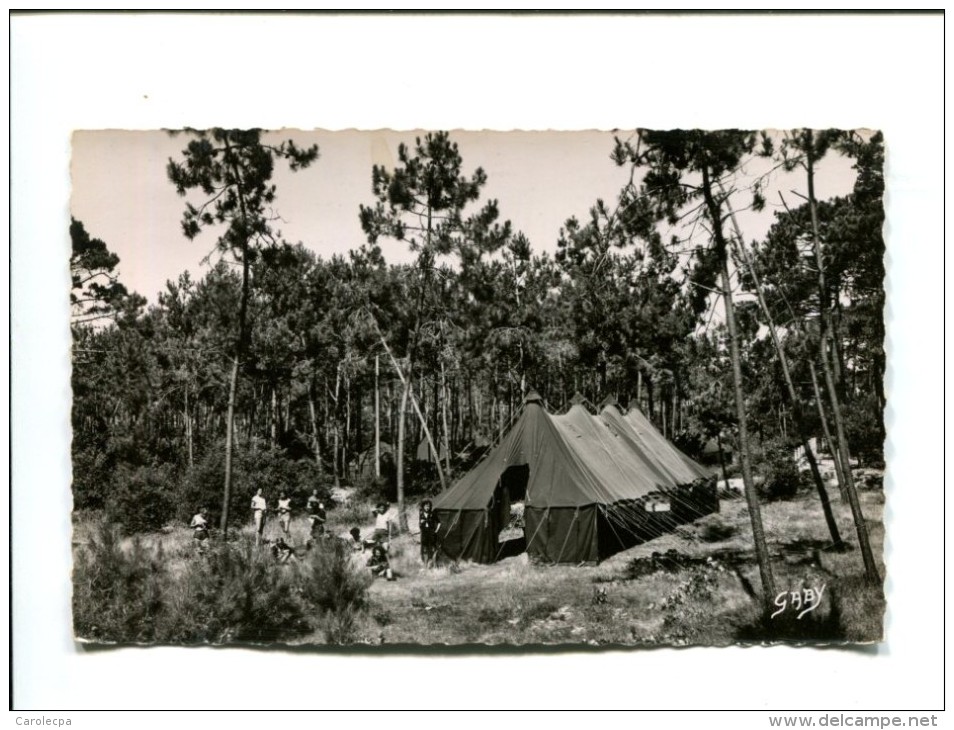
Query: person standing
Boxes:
[
  {"xmin": 372, "ymin": 502, "xmax": 391, "ymax": 545},
  {"xmin": 277, "ymin": 492, "xmax": 292, "ymax": 537},
  {"xmin": 251, "ymin": 488, "xmax": 267, "ymax": 545},
  {"xmin": 190, "ymin": 506, "xmax": 210, "ymax": 553},
  {"xmin": 309, "ymin": 500, "xmax": 327, "ymax": 540},
  {"xmin": 418, "ymin": 499, "xmax": 441, "ymax": 566},
  {"xmin": 306, "ymin": 489, "xmax": 321, "ymax": 515}
]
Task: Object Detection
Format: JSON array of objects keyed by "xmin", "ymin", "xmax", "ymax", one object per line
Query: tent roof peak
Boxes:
[{"xmin": 599, "ymin": 395, "xmax": 622, "ymax": 410}]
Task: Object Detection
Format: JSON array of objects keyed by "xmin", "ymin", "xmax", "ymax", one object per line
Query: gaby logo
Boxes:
[{"xmin": 770, "ymin": 583, "xmax": 826, "ymax": 620}]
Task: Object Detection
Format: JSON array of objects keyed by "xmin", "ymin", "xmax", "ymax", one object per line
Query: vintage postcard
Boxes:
[{"xmin": 69, "ymin": 128, "xmax": 885, "ymax": 647}]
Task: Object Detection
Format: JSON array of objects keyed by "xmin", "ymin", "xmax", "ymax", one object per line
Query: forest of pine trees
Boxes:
[{"xmin": 70, "ymin": 129, "xmax": 886, "ymax": 548}]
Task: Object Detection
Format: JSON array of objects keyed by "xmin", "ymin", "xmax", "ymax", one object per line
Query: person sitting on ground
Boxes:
[
  {"xmin": 418, "ymin": 499, "xmax": 441, "ymax": 566},
  {"xmin": 251, "ymin": 488, "xmax": 267, "ymax": 545},
  {"xmin": 366, "ymin": 544, "xmax": 394, "ymax": 581},
  {"xmin": 189, "ymin": 506, "xmax": 210, "ymax": 553},
  {"xmin": 277, "ymin": 492, "xmax": 292, "ymax": 537},
  {"xmin": 272, "ymin": 536, "xmax": 296, "ymax": 564},
  {"xmin": 348, "ymin": 527, "xmax": 364, "ymax": 552}
]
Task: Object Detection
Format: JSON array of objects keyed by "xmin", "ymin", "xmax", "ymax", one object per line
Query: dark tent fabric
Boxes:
[
  {"xmin": 622, "ymin": 404, "xmax": 709, "ymax": 483},
  {"xmin": 415, "ymin": 438, "xmax": 447, "ymax": 464},
  {"xmin": 524, "ymin": 506, "xmax": 599, "ymax": 563},
  {"xmin": 433, "ymin": 393, "xmax": 715, "ymax": 564},
  {"xmin": 355, "ymin": 442, "xmax": 393, "ymax": 479}
]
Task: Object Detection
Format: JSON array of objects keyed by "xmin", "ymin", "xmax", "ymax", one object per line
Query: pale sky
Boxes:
[{"xmin": 70, "ymin": 128, "xmax": 859, "ymax": 304}]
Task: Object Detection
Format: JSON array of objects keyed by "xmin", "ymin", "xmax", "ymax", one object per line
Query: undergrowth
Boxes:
[{"xmin": 73, "ymin": 520, "xmax": 371, "ymax": 645}]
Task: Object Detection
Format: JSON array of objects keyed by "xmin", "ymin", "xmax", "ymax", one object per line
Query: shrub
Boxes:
[
  {"xmin": 406, "ymin": 459, "xmax": 443, "ymax": 497},
  {"xmin": 71, "ymin": 442, "xmax": 111, "ymax": 511},
  {"xmin": 843, "ymin": 393, "xmax": 885, "ymax": 466},
  {"xmin": 74, "ymin": 521, "xmax": 373, "ymax": 645},
  {"xmin": 352, "ymin": 474, "xmax": 391, "ymax": 506},
  {"xmin": 171, "ymin": 539, "xmax": 312, "ymax": 644},
  {"xmin": 300, "ymin": 539, "xmax": 372, "ymax": 644},
  {"xmin": 757, "ymin": 441, "xmax": 802, "ymax": 502},
  {"xmin": 698, "ymin": 517, "xmax": 736, "ymax": 543},
  {"xmin": 73, "ymin": 521, "xmax": 168, "ymax": 643},
  {"xmin": 105, "ymin": 464, "xmax": 178, "ymax": 534},
  {"xmin": 477, "ymin": 606, "xmax": 511, "ymax": 626},
  {"xmin": 372, "ymin": 609, "xmax": 393, "ymax": 627},
  {"xmin": 521, "ymin": 599, "xmax": 560, "ymax": 623}
]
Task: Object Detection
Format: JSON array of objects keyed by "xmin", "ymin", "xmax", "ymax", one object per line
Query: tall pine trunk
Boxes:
[
  {"xmin": 345, "ymin": 375, "xmax": 352, "ymax": 483},
  {"xmin": 374, "ymin": 355, "xmax": 381, "ymax": 479},
  {"xmin": 702, "ymin": 165, "xmax": 776, "ymax": 608},
  {"xmin": 222, "ymin": 357, "xmax": 240, "ymax": 534},
  {"xmin": 805, "ymin": 131, "xmax": 879, "ymax": 584},
  {"xmin": 270, "ymin": 387, "xmax": 277, "ymax": 449},
  {"xmin": 441, "ymin": 359, "xmax": 452, "ymax": 486},
  {"xmin": 724, "ymin": 208, "xmax": 842, "ymax": 548},
  {"xmin": 220, "ymin": 240, "xmax": 250, "ymax": 536},
  {"xmin": 396, "ymin": 380, "xmax": 410, "ymax": 531},
  {"xmin": 333, "ymin": 364, "xmax": 341, "ymax": 489},
  {"xmin": 308, "ymin": 386, "xmax": 323, "ymax": 472},
  {"xmin": 184, "ymin": 384, "xmax": 193, "ymax": 468}
]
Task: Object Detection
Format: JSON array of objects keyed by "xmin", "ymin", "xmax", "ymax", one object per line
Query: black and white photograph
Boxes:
[
  {"xmin": 69, "ymin": 127, "xmax": 886, "ymax": 647},
  {"xmin": 11, "ymin": 11, "xmax": 944, "ymax": 716}
]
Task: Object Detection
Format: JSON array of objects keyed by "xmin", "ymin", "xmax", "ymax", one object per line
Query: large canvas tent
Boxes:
[{"xmin": 433, "ymin": 391, "xmax": 716, "ymax": 564}]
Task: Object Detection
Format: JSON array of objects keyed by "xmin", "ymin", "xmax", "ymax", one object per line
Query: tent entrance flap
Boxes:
[
  {"xmin": 493, "ymin": 466, "xmax": 528, "ymax": 560},
  {"xmin": 500, "ymin": 464, "xmax": 529, "ymax": 502}
]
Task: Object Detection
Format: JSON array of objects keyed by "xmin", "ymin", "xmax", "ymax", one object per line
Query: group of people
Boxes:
[
  {"xmin": 187, "ymin": 491, "xmax": 444, "ymax": 579},
  {"xmin": 249, "ymin": 487, "xmax": 327, "ymax": 544}
]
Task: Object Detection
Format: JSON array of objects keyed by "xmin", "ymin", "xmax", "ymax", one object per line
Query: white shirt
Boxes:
[
  {"xmin": 190, "ymin": 513, "xmax": 208, "ymax": 530},
  {"xmin": 278, "ymin": 498, "xmax": 291, "ymax": 514},
  {"xmin": 251, "ymin": 495, "xmax": 267, "ymax": 512},
  {"xmin": 375, "ymin": 511, "xmax": 391, "ymax": 531}
]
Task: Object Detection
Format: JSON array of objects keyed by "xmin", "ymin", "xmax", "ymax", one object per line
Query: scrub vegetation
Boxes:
[{"xmin": 73, "ymin": 485, "xmax": 883, "ymax": 646}]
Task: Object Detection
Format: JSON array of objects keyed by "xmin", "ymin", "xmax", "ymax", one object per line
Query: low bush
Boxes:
[
  {"xmin": 170, "ymin": 540, "xmax": 313, "ymax": 644},
  {"xmin": 758, "ymin": 441, "xmax": 802, "ymax": 502},
  {"xmin": 698, "ymin": 517, "xmax": 736, "ymax": 543},
  {"xmin": 104, "ymin": 464, "xmax": 178, "ymax": 534},
  {"xmin": 351, "ymin": 474, "xmax": 391, "ymax": 506},
  {"xmin": 73, "ymin": 521, "xmax": 168, "ymax": 643},
  {"xmin": 71, "ymin": 442, "xmax": 111, "ymax": 511},
  {"xmin": 406, "ymin": 459, "xmax": 443, "ymax": 497},
  {"xmin": 73, "ymin": 520, "xmax": 372, "ymax": 645},
  {"xmin": 300, "ymin": 539, "xmax": 372, "ymax": 644},
  {"xmin": 477, "ymin": 606, "xmax": 512, "ymax": 626},
  {"xmin": 521, "ymin": 599, "xmax": 560, "ymax": 623}
]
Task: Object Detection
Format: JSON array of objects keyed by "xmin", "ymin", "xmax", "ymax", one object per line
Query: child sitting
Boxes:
[{"xmin": 366, "ymin": 544, "xmax": 394, "ymax": 581}]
